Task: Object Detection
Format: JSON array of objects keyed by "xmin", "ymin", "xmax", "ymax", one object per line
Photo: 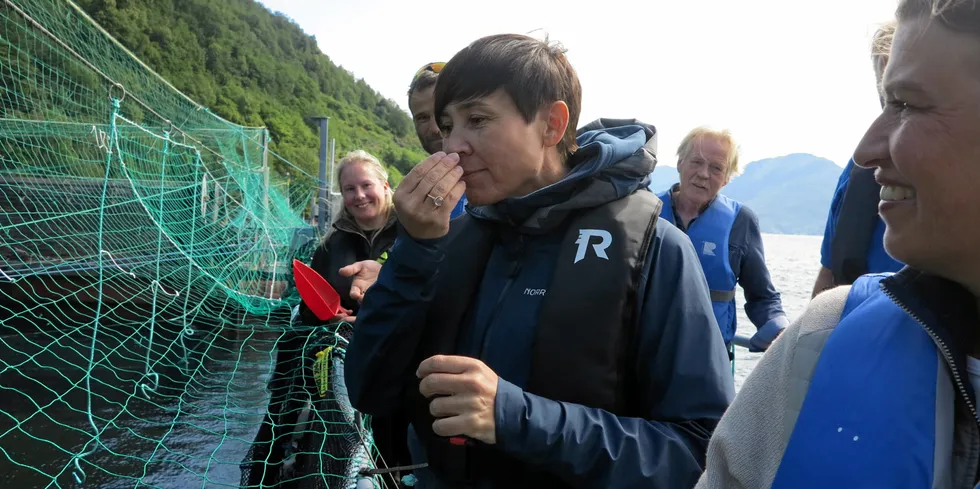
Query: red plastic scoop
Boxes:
[{"xmin": 293, "ymin": 259, "xmax": 343, "ymax": 320}]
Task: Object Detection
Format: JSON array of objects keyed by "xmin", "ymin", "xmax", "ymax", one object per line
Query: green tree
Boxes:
[{"xmin": 75, "ymin": 0, "xmax": 426, "ymax": 186}]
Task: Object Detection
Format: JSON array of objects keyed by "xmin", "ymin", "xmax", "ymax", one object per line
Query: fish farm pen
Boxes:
[{"xmin": 0, "ymin": 0, "xmax": 380, "ymax": 487}]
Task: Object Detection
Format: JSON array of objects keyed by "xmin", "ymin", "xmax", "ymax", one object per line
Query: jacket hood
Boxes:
[{"xmin": 470, "ymin": 118, "xmax": 658, "ymax": 233}]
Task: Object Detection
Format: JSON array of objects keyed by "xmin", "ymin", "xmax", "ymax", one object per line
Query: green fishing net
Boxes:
[{"xmin": 0, "ymin": 1, "xmax": 383, "ymax": 487}]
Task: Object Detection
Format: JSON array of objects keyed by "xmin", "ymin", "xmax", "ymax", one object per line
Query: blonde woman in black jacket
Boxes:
[
  {"xmin": 300, "ymin": 150, "xmax": 398, "ymax": 325},
  {"xmin": 244, "ymin": 149, "xmax": 409, "ymax": 489}
]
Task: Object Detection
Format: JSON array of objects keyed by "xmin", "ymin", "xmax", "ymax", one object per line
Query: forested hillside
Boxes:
[{"xmin": 75, "ymin": 0, "xmax": 425, "ymax": 185}]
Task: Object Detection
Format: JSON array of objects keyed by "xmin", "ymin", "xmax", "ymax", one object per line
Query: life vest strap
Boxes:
[{"xmin": 710, "ymin": 289, "xmax": 736, "ymax": 302}]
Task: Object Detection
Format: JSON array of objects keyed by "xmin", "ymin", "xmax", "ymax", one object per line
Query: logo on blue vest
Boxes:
[
  {"xmin": 702, "ymin": 241, "xmax": 717, "ymax": 256},
  {"xmin": 574, "ymin": 229, "xmax": 612, "ymax": 263}
]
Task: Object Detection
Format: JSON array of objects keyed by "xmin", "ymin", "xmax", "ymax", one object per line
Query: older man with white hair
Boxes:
[{"xmin": 657, "ymin": 127, "xmax": 789, "ymax": 355}]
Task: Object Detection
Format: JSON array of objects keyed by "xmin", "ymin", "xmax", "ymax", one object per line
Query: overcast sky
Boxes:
[{"xmin": 258, "ymin": 0, "xmax": 898, "ymax": 168}]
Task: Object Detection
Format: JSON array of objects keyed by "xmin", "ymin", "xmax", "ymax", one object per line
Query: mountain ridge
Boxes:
[{"xmin": 648, "ymin": 153, "xmax": 844, "ymax": 235}]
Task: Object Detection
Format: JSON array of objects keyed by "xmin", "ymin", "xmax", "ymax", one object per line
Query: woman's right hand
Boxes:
[{"xmin": 394, "ymin": 152, "xmax": 466, "ymax": 240}]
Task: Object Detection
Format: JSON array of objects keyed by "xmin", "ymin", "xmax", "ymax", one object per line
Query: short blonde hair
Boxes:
[
  {"xmin": 871, "ymin": 21, "xmax": 897, "ymax": 95},
  {"xmin": 676, "ymin": 127, "xmax": 740, "ymax": 181},
  {"xmin": 335, "ymin": 149, "xmax": 393, "ymax": 222},
  {"xmin": 871, "ymin": 21, "xmax": 897, "ymax": 61}
]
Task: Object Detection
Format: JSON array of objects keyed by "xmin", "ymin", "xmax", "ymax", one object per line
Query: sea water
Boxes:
[{"xmin": 733, "ymin": 233, "xmax": 822, "ymax": 390}]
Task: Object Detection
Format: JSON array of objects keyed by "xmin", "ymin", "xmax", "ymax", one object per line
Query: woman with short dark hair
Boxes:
[{"xmin": 345, "ymin": 33, "xmax": 734, "ymax": 489}]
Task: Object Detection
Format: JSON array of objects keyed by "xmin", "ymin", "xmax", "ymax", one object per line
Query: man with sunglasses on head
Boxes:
[
  {"xmin": 408, "ymin": 62, "xmax": 467, "ymax": 219},
  {"xmin": 346, "ymin": 33, "xmax": 733, "ymax": 489}
]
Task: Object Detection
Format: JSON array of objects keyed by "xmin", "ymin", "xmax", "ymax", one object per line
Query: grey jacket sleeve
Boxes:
[{"xmin": 695, "ymin": 285, "xmax": 851, "ymax": 489}]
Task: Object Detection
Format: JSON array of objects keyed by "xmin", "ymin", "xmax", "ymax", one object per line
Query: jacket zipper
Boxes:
[
  {"xmin": 478, "ymin": 247, "xmax": 524, "ymax": 359},
  {"xmin": 881, "ymin": 286, "xmax": 980, "ymax": 425}
]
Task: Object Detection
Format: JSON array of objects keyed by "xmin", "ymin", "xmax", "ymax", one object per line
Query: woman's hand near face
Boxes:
[{"xmin": 394, "ymin": 152, "xmax": 466, "ymax": 240}]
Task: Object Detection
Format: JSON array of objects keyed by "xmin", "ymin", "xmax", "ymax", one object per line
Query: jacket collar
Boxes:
[
  {"xmin": 331, "ymin": 210, "xmax": 397, "ymax": 244},
  {"xmin": 469, "ymin": 121, "xmax": 657, "ymax": 235},
  {"xmin": 667, "ymin": 183, "xmax": 717, "ymax": 228},
  {"xmin": 882, "ymin": 268, "xmax": 980, "ymax": 417}
]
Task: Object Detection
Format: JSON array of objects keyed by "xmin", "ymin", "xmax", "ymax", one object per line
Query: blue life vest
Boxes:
[
  {"xmin": 772, "ymin": 274, "xmax": 953, "ymax": 488},
  {"xmin": 658, "ymin": 191, "xmax": 741, "ymax": 343},
  {"xmin": 450, "ymin": 194, "xmax": 468, "ymax": 220}
]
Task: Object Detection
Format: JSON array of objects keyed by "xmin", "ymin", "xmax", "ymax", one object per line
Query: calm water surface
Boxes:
[
  {"xmin": 733, "ymin": 233, "xmax": 822, "ymax": 390},
  {"xmin": 0, "ymin": 322, "xmax": 279, "ymax": 488}
]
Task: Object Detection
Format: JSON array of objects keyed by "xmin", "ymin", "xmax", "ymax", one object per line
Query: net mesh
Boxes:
[{"xmin": 0, "ymin": 0, "xmax": 383, "ymax": 487}]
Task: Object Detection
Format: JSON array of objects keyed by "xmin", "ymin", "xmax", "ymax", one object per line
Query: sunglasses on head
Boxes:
[{"xmin": 413, "ymin": 62, "xmax": 445, "ymax": 82}]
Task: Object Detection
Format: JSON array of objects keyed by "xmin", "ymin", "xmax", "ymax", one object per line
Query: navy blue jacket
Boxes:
[
  {"xmin": 345, "ymin": 119, "xmax": 735, "ymax": 489},
  {"xmin": 724, "ymin": 205, "xmax": 789, "ymax": 341}
]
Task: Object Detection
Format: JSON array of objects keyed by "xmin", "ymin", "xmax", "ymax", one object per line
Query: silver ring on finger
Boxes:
[{"xmin": 426, "ymin": 193, "xmax": 444, "ymax": 208}]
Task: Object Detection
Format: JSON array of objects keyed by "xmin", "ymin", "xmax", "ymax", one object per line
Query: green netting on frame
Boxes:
[{"xmin": 0, "ymin": 0, "xmax": 382, "ymax": 487}]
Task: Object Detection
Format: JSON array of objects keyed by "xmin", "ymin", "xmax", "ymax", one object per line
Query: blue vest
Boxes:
[
  {"xmin": 658, "ymin": 191, "xmax": 741, "ymax": 343},
  {"xmin": 450, "ymin": 194, "xmax": 468, "ymax": 220},
  {"xmin": 772, "ymin": 274, "xmax": 952, "ymax": 488}
]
